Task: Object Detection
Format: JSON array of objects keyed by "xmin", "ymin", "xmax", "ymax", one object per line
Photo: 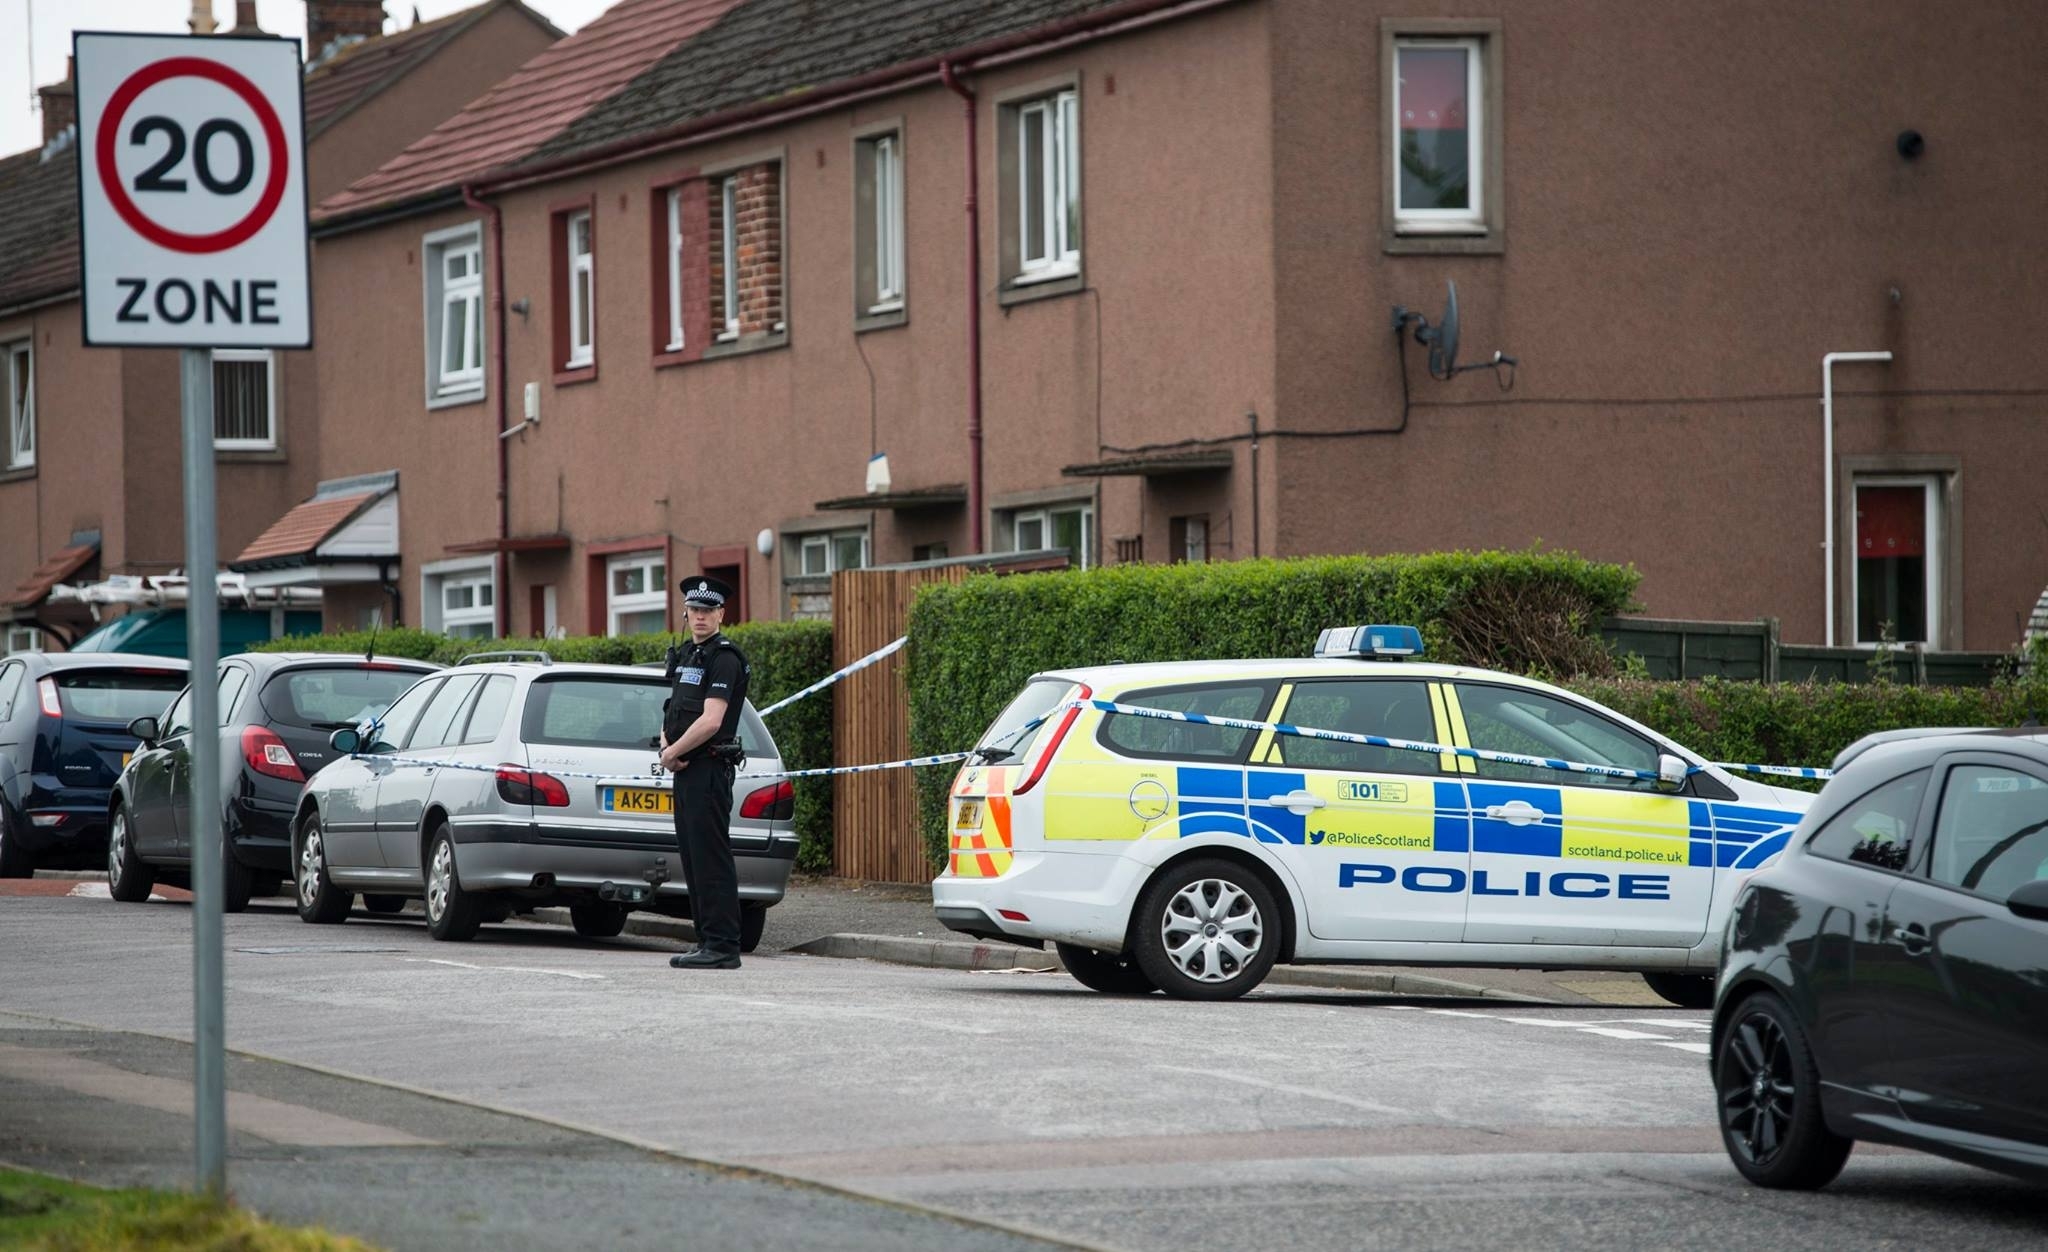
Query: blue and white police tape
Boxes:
[
  {"xmin": 1078, "ymin": 698, "xmax": 1669, "ymax": 783},
  {"xmin": 1710, "ymin": 761, "xmax": 1835, "ymax": 781},
  {"xmin": 342, "ymin": 745, "xmax": 974, "ymax": 786},
  {"xmin": 755, "ymin": 635, "xmax": 906, "ymax": 718},
  {"xmin": 737, "ymin": 751, "xmax": 974, "ymax": 780}
]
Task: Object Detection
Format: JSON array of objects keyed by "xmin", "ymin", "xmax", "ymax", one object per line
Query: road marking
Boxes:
[
  {"xmin": 405, "ymin": 958, "xmax": 606, "ymax": 981},
  {"xmin": 1425, "ymin": 1008, "xmax": 1715, "ymax": 1053},
  {"xmin": 0, "ymin": 1043, "xmax": 436, "ymax": 1147},
  {"xmin": 1653, "ymin": 1041, "xmax": 1712, "ymax": 1055},
  {"xmin": 1150, "ymin": 1064, "xmax": 1412, "ymax": 1116}
]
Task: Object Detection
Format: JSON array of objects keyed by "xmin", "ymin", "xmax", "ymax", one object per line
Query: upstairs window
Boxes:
[
  {"xmin": 717, "ymin": 177, "xmax": 739, "ymax": 341},
  {"xmin": 424, "ymin": 224, "xmax": 484, "ymax": 404},
  {"xmin": 212, "ymin": 349, "xmax": 275, "ymax": 450},
  {"xmin": 565, "ymin": 210, "xmax": 594, "ymax": 367},
  {"xmin": 4, "ymin": 340, "xmax": 30, "ymax": 470},
  {"xmin": 664, "ymin": 188, "xmax": 685, "ymax": 351},
  {"xmin": 854, "ymin": 130, "xmax": 906, "ymax": 317},
  {"xmin": 1383, "ymin": 23, "xmax": 1503, "ymax": 253},
  {"xmin": 1017, "ymin": 90, "xmax": 1079, "ymax": 279}
]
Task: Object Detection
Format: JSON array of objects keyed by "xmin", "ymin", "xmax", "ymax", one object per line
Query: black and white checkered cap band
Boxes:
[{"xmin": 683, "ymin": 589, "xmax": 725, "ymax": 607}]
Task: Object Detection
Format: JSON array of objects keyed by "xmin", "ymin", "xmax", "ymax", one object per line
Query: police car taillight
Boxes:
[
  {"xmin": 1314, "ymin": 624, "xmax": 1424, "ymax": 660},
  {"xmin": 1013, "ymin": 682, "xmax": 1092, "ymax": 796}
]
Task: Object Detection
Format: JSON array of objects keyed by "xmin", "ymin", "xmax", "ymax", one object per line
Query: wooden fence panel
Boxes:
[{"xmin": 831, "ymin": 565, "xmax": 966, "ymax": 882}]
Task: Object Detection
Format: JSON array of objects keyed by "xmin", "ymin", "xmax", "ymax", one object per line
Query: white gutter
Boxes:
[{"xmin": 1821, "ymin": 351, "xmax": 1893, "ymax": 647}]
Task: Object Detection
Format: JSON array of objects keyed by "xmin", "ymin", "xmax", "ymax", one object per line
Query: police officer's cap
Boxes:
[{"xmin": 679, "ymin": 574, "xmax": 734, "ymax": 609}]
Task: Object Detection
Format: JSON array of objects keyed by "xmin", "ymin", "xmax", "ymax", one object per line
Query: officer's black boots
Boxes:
[{"xmin": 670, "ymin": 949, "xmax": 741, "ymax": 970}]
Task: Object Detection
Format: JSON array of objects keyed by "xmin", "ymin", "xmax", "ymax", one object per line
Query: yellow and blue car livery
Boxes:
[{"xmin": 933, "ymin": 653, "xmax": 1811, "ymax": 984}]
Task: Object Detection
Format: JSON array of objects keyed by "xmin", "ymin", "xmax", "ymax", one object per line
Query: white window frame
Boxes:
[
  {"xmin": 1183, "ymin": 516, "xmax": 1209, "ymax": 564},
  {"xmin": 718, "ymin": 176, "xmax": 740, "ymax": 341},
  {"xmin": 422, "ymin": 558, "xmax": 496, "ymax": 639},
  {"xmin": 565, "ymin": 210, "xmax": 594, "ymax": 368},
  {"xmin": 1017, "ymin": 89, "xmax": 1080, "ymax": 281},
  {"xmin": 425, "ymin": 226, "xmax": 484, "ymax": 399},
  {"xmin": 1852, "ymin": 475, "xmax": 1942, "ymax": 648},
  {"xmin": 791, "ymin": 529, "xmax": 868, "ymax": 577},
  {"xmin": 665, "ymin": 189, "xmax": 685, "ymax": 352},
  {"xmin": 1012, "ymin": 502, "xmax": 1094, "ymax": 569},
  {"xmin": 4, "ymin": 624, "xmax": 42, "ymax": 654},
  {"xmin": 211, "ymin": 348, "xmax": 276, "ymax": 451},
  {"xmin": 872, "ymin": 133, "xmax": 904, "ymax": 311},
  {"xmin": 4, "ymin": 340, "xmax": 31, "ymax": 470},
  {"xmin": 1392, "ymin": 37, "xmax": 1486, "ymax": 233},
  {"xmin": 606, "ymin": 551, "xmax": 668, "ymax": 637}
]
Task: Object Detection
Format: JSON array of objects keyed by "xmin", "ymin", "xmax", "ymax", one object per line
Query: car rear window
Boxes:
[
  {"xmin": 522, "ymin": 676, "xmax": 775, "ymax": 757},
  {"xmin": 51, "ymin": 668, "xmax": 188, "ymax": 723},
  {"xmin": 261, "ymin": 666, "xmax": 433, "ymax": 730},
  {"xmin": 975, "ymin": 679, "xmax": 1080, "ymax": 763},
  {"xmin": 1098, "ymin": 682, "xmax": 1273, "ymax": 762}
]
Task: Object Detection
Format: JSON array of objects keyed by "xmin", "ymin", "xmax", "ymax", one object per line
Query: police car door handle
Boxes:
[
  {"xmin": 1890, "ymin": 922, "xmax": 1930, "ymax": 955},
  {"xmin": 1275, "ymin": 789, "xmax": 1325, "ymax": 815},
  {"xmin": 1485, "ymin": 800, "xmax": 1543, "ymax": 825}
]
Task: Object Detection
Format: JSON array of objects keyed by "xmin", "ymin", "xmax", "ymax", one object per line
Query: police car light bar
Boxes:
[{"xmin": 1314, "ymin": 625, "xmax": 1425, "ymax": 660}]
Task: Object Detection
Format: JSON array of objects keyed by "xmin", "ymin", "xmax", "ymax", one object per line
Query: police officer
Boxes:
[{"xmin": 658, "ymin": 575, "xmax": 751, "ymax": 969}]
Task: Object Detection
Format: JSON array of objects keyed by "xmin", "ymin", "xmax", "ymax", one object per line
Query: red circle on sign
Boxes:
[{"xmin": 94, "ymin": 57, "xmax": 290, "ymax": 255}]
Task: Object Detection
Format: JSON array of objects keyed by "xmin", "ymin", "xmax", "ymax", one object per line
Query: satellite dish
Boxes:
[{"xmin": 1429, "ymin": 280, "xmax": 1461, "ymax": 380}]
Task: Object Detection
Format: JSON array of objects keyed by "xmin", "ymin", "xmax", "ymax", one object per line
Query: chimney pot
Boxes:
[
  {"xmin": 236, "ymin": 1, "xmax": 262, "ymax": 31},
  {"xmin": 189, "ymin": 1, "xmax": 218, "ymax": 35},
  {"xmin": 307, "ymin": 1, "xmax": 387, "ymax": 58}
]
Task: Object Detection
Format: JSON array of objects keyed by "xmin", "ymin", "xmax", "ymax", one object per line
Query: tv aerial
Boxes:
[{"xmin": 1392, "ymin": 280, "xmax": 1517, "ymax": 388}]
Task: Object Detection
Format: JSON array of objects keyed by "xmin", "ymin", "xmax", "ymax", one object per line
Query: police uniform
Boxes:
[{"xmin": 666, "ymin": 575, "xmax": 751, "ymax": 968}]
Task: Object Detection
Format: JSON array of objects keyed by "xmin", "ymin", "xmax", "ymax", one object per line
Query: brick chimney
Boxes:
[
  {"xmin": 235, "ymin": 1, "xmax": 263, "ymax": 31},
  {"xmin": 38, "ymin": 60, "xmax": 75, "ymax": 145},
  {"xmin": 308, "ymin": 1, "xmax": 386, "ymax": 56}
]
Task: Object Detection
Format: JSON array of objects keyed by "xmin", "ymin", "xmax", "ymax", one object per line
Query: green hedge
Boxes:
[
  {"xmin": 254, "ymin": 623, "xmax": 838, "ymax": 871},
  {"xmin": 1569, "ymin": 674, "xmax": 2048, "ymax": 791},
  {"xmin": 905, "ymin": 549, "xmax": 1642, "ymax": 868}
]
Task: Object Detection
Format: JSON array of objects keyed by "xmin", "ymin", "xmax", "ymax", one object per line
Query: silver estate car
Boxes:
[{"xmin": 290, "ymin": 655, "xmax": 795, "ymax": 949}]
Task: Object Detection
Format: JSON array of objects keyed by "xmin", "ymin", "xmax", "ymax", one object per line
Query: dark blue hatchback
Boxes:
[{"xmin": 0, "ymin": 652, "xmax": 191, "ymax": 875}]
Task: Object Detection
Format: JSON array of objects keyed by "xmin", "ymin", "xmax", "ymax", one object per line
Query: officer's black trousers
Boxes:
[{"xmin": 673, "ymin": 759, "xmax": 741, "ymax": 956}]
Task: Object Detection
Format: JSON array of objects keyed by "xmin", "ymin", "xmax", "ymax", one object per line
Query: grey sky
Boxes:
[{"xmin": 2, "ymin": 0, "xmax": 610, "ymax": 157}]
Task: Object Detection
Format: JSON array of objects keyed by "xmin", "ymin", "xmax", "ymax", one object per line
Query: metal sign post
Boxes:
[{"xmin": 75, "ymin": 31, "xmax": 310, "ymax": 1201}]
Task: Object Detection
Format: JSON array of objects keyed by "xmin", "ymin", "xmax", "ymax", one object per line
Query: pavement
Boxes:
[
  {"xmin": 20, "ymin": 869, "xmax": 1680, "ymax": 1005},
  {"xmin": 5, "ymin": 893, "xmax": 2044, "ymax": 1252}
]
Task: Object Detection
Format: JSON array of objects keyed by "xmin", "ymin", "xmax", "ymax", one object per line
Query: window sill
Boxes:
[
  {"xmin": 999, "ymin": 266, "xmax": 1084, "ymax": 307},
  {"xmin": 1383, "ymin": 225, "xmax": 1503, "ymax": 256},
  {"xmin": 427, "ymin": 387, "xmax": 486, "ymax": 412},
  {"xmin": 701, "ymin": 330, "xmax": 790, "ymax": 362},
  {"xmin": 855, "ymin": 305, "xmax": 908, "ymax": 334},
  {"xmin": 554, "ymin": 364, "xmax": 598, "ymax": 387},
  {"xmin": 0, "ymin": 464, "xmax": 34, "ymax": 485},
  {"xmin": 215, "ymin": 445, "xmax": 285, "ymax": 464},
  {"xmin": 1013, "ymin": 260, "xmax": 1080, "ymax": 287}
]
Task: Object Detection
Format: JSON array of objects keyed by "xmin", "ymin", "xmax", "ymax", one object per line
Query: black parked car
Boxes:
[
  {"xmin": 108, "ymin": 653, "xmax": 440, "ymax": 910},
  {"xmin": 0, "ymin": 652, "xmax": 191, "ymax": 876},
  {"xmin": 1712, "ymin": 728, "xmax": 2048, "ymax": 1188}
]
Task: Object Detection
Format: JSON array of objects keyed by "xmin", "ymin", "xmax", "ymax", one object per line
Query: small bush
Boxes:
[{"xmin": 253, "ymin": 623, "xmax": 837, "ymax": 871}]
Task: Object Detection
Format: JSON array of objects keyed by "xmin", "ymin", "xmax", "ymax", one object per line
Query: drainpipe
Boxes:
[
  {"xmin": 1821, "ymin": 351, "xmax": 1892, "ymax": 647},
  {"xmin": 940, "ymin": 61, "xmax": 985, "ymax": 554},
  {"xmin": 464, "ymin": 184, "xmax": 511, "ymax": 635}
]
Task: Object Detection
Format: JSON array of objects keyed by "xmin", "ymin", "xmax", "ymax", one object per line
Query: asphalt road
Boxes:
[{"xmin": 3, "ymin": 891, "xmax": 2044, "ymax": 1251}]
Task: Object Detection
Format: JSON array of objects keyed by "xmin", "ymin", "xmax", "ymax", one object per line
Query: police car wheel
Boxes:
[
  {"xmin": 1132, "ymin": 859, "xmax": 1280, "ymax": 1001},
  {"xmin": 1642, "ymin": 972, "xmax": 1716, "ymax": 1009},
  {"xmin": 1715, "ymin": 992, "xmax": 1853, "ymax": 1189},
  {"xmin": 740, "ymin": 905, "xmax": 767, "ymax": 954},
  {"xmin": 1056, "ymin": 943, "xmax": 1158, "ymax": 995}
]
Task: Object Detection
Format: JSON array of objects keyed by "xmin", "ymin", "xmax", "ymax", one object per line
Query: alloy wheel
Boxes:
[
  {"xmin": 1160, "ymin": 877, "xmax": 1263, "ymax": 984},
  {"xmin": 297, "ymin": 830, "xmax": 325, "ymax": 909},
  {"xmin": 426, "ymin": 840, "xmax": 453, "ymax": 923},
  {"xmin": 1721, "ymin": 1010, "xmax": 1799, "ymax": 1166},
  {"xmin": 106, "ymin": 812, "xmax": 127, "ymax": 887}
]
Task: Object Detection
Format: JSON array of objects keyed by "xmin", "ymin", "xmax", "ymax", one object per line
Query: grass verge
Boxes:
[{"xmin": 0, "ymin": 1167, "xmax": 378, "ymax": 1251}]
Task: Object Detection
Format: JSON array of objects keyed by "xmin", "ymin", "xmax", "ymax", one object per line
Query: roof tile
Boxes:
[
  {"xmin": 233, "ymin": 494, "xmax": 375, "ymax": 565},
  {"xmin": 8, "ymin": 541, "xmax": 99, "ymax": 609},
  {"xmin": 317, "ymin": 0, "xmax": 741, "ymax": 219}
]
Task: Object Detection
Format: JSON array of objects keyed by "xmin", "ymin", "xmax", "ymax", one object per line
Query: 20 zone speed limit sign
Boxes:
[{"xmin": 76, "ymin": 33, "xmax": 310, "ymax": 348}]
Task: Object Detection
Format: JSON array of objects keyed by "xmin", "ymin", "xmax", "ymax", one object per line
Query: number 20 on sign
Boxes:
[{"xmin": 74, "ymin": 32, "xmax": 311, "ymax": 349}]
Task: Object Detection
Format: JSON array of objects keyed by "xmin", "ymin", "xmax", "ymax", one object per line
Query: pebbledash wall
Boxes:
[{"xmin": 309, "ymin": 0, "xmax": 2047, "ymax": 650}]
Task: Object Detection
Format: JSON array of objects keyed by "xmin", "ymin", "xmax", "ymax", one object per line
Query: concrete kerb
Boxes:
[{"xmin": 509, "ymin": 907, "xmax": 1548, "ymax": 1001}]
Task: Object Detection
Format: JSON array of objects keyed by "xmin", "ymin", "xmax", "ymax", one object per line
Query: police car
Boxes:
[{"xmin": 932, "ymin": 626, "xmax": 1812, "ymax": 1003}]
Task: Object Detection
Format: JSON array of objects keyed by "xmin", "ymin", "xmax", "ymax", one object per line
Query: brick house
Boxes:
[
  {"xmin": 278, "ymin": 0, "xmax": 2046, "ymax": 649},
  {"xmin": 0, "ymin": 0, "xmax": 560, "ymax": 649}
]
